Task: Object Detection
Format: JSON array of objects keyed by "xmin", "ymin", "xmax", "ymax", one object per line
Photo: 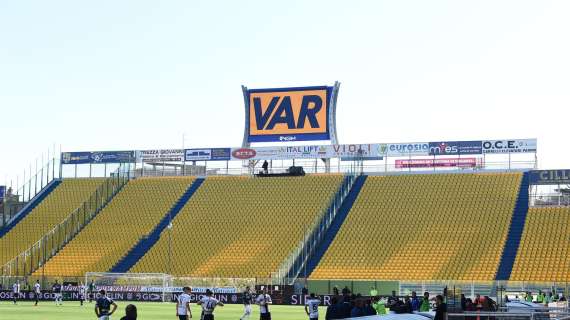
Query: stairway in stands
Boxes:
[
  {"xmin": 495, "ymin": 172, "xmax": 530, "ymax": 280},
  {"xmin": 110, "ymin": 178, "xmax": 205, "ymax": 273}
]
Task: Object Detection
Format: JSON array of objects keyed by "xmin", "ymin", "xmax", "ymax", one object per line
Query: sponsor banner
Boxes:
[
  {"xmin": 482, "ymin": 139, "xmax": 537, "ymax": 154},
  {"xmin": 428, "ymin": 141, "xmax": 482, "ymax": 155},
  {"xmin": 185, "ymin": 149, "xmax": 212, "ymax": 161},
  {"xmin": 90, "ymin": 151, "xmax": 134, "ymax": 163},
  {"xmin": 395, "ymin": 158, "xmax": 478, "ymax": 169},
  {"xmin": 61, "ymin": 151, "xmax": 135, "ymax": 164},
  {"xmin": 210, "ymin": 148, "xmax": 231, "ymax": 161},
  {"xmin": 185, "ymin": 148, "xmax": 231, "ymax": 161},
  {"xmin": 529, "ymin": 170, "xmax": 570, "ymax": 185},
  {"xmin": 137, "ymin": 149, "xmax": 184, "ymax": 162},
  {"xmin": 247, "ymin": 86, "xmax": 333, "ymax": 142},
  {"xmin": 386, "ymin": 143, "xmax": 429, "ymax": 156},
  {"xmin": 61, "ymin": 152, "xmax": 91, "ymax": 164},
  {"xmin": 0, "ymin": 290, "xmax": 343, "ymax": 305},
  {"xmin": 140, "ymin": 286, "xmax": 236, "ymax": 293},
  {"xmin": 0, "ymin": 185, "xmax": 5, "ymax": 202},
  {"xmin": 230, "ymin": 144, "xmax": 386, "ymax": 161}
]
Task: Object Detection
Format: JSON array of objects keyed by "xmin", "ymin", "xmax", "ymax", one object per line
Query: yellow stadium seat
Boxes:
[
  {"xmin": 510, "ymin": 207, "xmax": 570, "ymax": 282},
  {"xmin": 32, "ymin": 177, "xmax": 195, "ymax": 277},
  {"xmin": 0, "ymin": 178, "xmax": 105, "ymax": 266},
  {"xmin": 309, "ymin": 173, "xmax": 522, "ymax": 281},
  {"xmin": 130, "ymin": 175, "xmax": 343, "ymax": 278}
]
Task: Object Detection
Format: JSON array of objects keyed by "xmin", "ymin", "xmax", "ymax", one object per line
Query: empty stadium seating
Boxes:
[
  {"xmin": 33, "ymin": 177, "xmax": 195, "ymax": 277},
  {"xmin": 129, "ymin": 175, "xmax": 343, "ymax": 278},
  {"xmin": 309, "ymin": 173, "xmax": 522, "ymax": 281},
  {"xmin": 0, "ymin": 178, "xmax": 104, "ymax": 265},
  {"xmin": 510, "ymin": 207, "xmax": 570, "ymax": 282}
]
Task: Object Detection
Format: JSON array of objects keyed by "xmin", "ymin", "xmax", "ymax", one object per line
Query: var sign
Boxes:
[{"xmin": 246, "ymin": 86, "xmax": 332, "ymax": 142}]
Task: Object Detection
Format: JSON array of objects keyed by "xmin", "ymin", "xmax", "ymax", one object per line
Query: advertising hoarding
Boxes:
[
  {"xmin": 482, "ymin": 139, "xmax": 537, "ymax": 154},
  {"xmin": 395, "ymin": 158, "xmax": 478, "ymax": 168},
  {"xmin": 137, "ymin": 149, "xmax": 184, "ymax": 162},
  {"xmin": 386, "ymin": 143, "xmax": 429, "ymax": 156},
  {"xmin": 428, "ymin": 141, "xmax": 482, "ymax": 155},
  {"xmin": 185, "ymin": 148, "xmax": 231, "ymax": 161},
  {"xmin": 529, "ymin": 170, "xmax": 570, "ymax": 185},
  {"xmin": 230, "ymin": 144, "xmax": 386, "ymax": 161},
  {"xmin": 61, "ymin": 151, "xmax": 134, "ymax": 164}
]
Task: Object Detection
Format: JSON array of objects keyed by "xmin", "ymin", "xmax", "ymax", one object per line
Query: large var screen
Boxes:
[{"xmin": 246, "ymin": 86, "xmax": 333, "ymax": 142}]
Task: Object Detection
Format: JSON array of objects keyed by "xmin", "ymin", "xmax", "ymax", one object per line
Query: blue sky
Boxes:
[{"xmin": 1, "ymin": 1, "xmax": 569, "ymax": 184}]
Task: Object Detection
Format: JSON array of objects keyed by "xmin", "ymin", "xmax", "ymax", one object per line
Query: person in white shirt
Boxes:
[
  {"xmin": 12, "ymin": 281, "xmax": 20, "ymax": 305},
  {"xmin": 197, "ymin": 289, "xmax": 224, "ymax": 320},
  {"xmin": 34, "ymin": 280, "xmax": 41, "ymax": 306},
  {"xmin": 176, "ymin": 286, "xmax": 192, "ymax": 320},
  {"xmin": 305, "ymin": 293, "xmax": 320, "ymax": 320},
  {"xmin": 240, "ymin": 286, "xmax": 254, "ymax": 320},
  {"xmin": 255, "ymin": 288, "xmax": 272, "ymax": 320},
  {"xmin": 79, "ymin": 282, "xmax": 86, "ymax": 306}
]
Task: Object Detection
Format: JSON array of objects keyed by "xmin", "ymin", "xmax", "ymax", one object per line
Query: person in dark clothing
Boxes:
[
  {"xmin": 364, "ymin": 299, "xmax": 377, "ymax": 316},
  {"xmin": 88, "ymin": 280, "xmax": 95, "ymax": 303},
  {"xmin": 341, "ymin": 295, "xmax": 352, "ymax": 319},
  {"xmin": 262, "ymin": 161, "xmax": 269, "ymax": 174},
  {"xmin": 465, "ymin": 298, "xmax": 476, "ymax": 320},
  {"xmin": 350, "ymin": 298, "xmax": 365, "ymax": 318},
  {"xmin": 387, "ymin": 290, "xmax": 399, "ymax": 309},
  {"xmin": 341, "ymin": 286, "xmax": 351, "ymax": 296},
  {"xmin": 95, "ymin": 289, "xmax": 117, "ymax": 320},
  {"xmin": 120, "ymin": 304, "xmax": 137, "ymax": 320},
  {"xmin": 302, "ymin": 286, "xmax": 309, "ymax": 296},
  {"xmin": 325, "ymin": 296, "xmax": 343, "ymax": 320},
  {"xmin": 461, "ymin": 294, "xmax": 467, "ymax": 311},
  {"xmin": 332, "ymin": 286, "xmax": 339, "ymax": 296},
  {"xmin": 403, "ymin": 296, "xmax": 413, "ymax": 313},
  {"xmin": 411, "ymin": 291, "xmax": 421, "ymax": 311},
  {"xmin": 434, "ymin": 295, "xmax": 447, "ymax": 320}
]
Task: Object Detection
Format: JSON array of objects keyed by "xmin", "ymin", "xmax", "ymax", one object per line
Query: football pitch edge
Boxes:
[{"xmin": 0, "ymin": 301, "xmax": 328, "ymax": 320}]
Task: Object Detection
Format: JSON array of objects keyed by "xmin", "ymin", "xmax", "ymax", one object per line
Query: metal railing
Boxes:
[
  {"xmin": 530, "ymin": 194, "xmax": 570, "ymax": 207},
  {"xmin": 271, "ymin": 171, "xmax": 360, "ymax": 285},
  {"xmin": 116, "ymin": 160, "xmax": 536, "ymax": 178},
  {"xmin": 1, "ymin": 157, "xmax": 60, "ymax": 227},
  {"xmin": 0, "ymin": 163, "xmax": 132, "ymax": 278}
]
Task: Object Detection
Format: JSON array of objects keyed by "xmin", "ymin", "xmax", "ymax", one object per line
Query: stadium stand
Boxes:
[
  {"xmin": 33, "ymin": 177, "xmax": 195, "ymax": 277},
  {"xmin": 495, "ymin": 172, "xmax": 530, "ymax": 280},
  {"xmin": 0, "ymin": 179, "xmax": 61, "ymax": 238},
  {"xmin": 308, "ymin": 172, "xmax": 522, "ymax": 281},
  {"xmin": 110, "ymin": 178, "xmax": 204, "ymax": 273},
  {"xmin": 509, "ymin": 207, "xmax": 570, "ymax": 282},
  {"xmin": 129, "ymin": 175, "xmax": 343, "ymax": 277},
  {"xmin": 0, "ymin": 178, "xmax": 104, "ymax": 266}
]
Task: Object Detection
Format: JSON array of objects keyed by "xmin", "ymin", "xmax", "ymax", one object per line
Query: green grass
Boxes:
[{"xmin": 0, "ymin": 301, "xmax": 327, "ymax": 320}]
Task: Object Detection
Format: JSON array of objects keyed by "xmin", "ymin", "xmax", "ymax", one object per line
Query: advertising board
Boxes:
[
  {"xmin": 61, "ymin": 151, "xmax": 134, "ymax": 164},
  {"xmin": 395, "ymin": 158, "xmax": 478, "ymax": 168},
  {"xmin": 246, "ymin": 86, "xmax": 333, "ymax": 142},
  {"xmin": 482, "ymin": 139, "xmax": 537, "ymax": 154},
  {"xmin": 428, "ymin": 141, "xmax": 482, "ymax": 155},
  {"xmin": 529, "ymin": 170, "xmax": 570, "ymax": 185}
]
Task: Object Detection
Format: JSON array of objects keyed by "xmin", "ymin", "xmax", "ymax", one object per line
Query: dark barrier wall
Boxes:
[{"xmin": 1, "ymin": 291, "xmax": 354, "ymax": 306}]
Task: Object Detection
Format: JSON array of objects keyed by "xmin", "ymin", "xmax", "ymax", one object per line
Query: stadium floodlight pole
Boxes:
[
  {"xmin": 52, "ymin": 143, "xmax": 56, "ymax": 180},
  {"xmin": 28, "ymin": 164, "xmax": 32, "ymax": 201},
  {"xmin": 59, "ymin": 144, "xmax": 63, "ymax": 179},
  {"xmin": 182, "ymin": 133, "xmax": 186, "ymax": 176},
  {"xmin": 41, "ymin": 153, "xmax": 44, "ymax": 188}
]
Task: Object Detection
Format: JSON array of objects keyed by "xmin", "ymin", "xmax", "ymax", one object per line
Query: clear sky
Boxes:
[{"xmin": 1, "ymin": 0, "xmax": 569, "ymax": 185}]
